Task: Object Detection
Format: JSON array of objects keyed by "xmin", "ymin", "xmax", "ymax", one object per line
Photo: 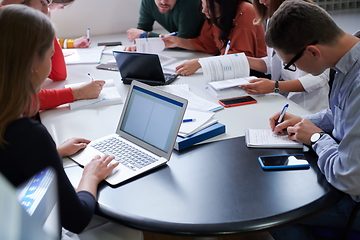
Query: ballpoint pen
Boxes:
[
  {"xmin": 87, "ymin": 28, "xmax": 90, "ymax": 42},
  {"xmin": 224, "ymin": 40, "xmax": 231, "ymax": 55},
  {"xmin": 183, "ymin": 118, "xmax": 196, "ymax": 123},
  {"xmin": 87, "ymin": 72, "xmax": 95, "ymax": 82},
  {"xmin": 162, "ymin": 32, "xmax": 178, "ymax": 38},
  {"xmin": 276, "ymin": 104, "xmax": 289, "ymax": 125}
]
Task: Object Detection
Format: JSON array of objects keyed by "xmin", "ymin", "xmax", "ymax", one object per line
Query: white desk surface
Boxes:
[{"xmin": 40, "ymin": 33, "xmax": 311, "ymax": 152}]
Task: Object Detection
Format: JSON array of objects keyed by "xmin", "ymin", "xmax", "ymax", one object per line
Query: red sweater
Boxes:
[
  {"xmin": 38, "ymin": 38, "xmax": 74, "ymax": 110},
  {"xmin": 189, "ymin": 2, "xmax": 267, "ymax": 57}
]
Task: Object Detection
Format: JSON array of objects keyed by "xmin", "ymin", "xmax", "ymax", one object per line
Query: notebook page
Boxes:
[
  {"xmin": 63, "ymin": 46, "xmax": 105, "ymax": 65},
  {"xmin": 178, "ymin": 109, "xmax": 216, "ymax": 137},
  {"xmin": 246, "ymin": 129, "xmax": 303, "ymax": 148}
]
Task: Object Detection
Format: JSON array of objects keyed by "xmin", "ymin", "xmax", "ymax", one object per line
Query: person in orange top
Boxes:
[{"xmin": 162, "ymin": 0, "xmax": 267, "ymax": 76}]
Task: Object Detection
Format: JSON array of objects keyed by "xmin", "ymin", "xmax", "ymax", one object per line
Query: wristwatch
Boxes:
[
  {"xmin": 310, "ymin": 132, "xmax": 326, "ymax": 145},
  {"xmin": 274, "ymin": 80, "xmax": 280, "ymax": 93}
]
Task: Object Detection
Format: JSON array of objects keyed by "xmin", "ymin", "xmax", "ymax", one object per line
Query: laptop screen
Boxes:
[
  {"xmin": 113, "ymin": 51, "xmax": 165, "ymax": 82},
  {"xmin": 119, "ymin": 85, "xmax": 184, "ymax": 153}
]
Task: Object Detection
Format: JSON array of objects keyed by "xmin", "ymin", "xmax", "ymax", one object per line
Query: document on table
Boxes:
[
  {"xmin": 64, "ymin": 79, "xmax": 122, "ymax": 110},
  {"xmin": 179, "ymin": 109, "xmax": 217, "ymax": 137},
  {"xmin": 155, "ymin": 84, "xmax": 223, "ymax": 112},
  {"xmin": 63, "ymin": 46, "xmax": 105, "ymax": 65},
  {"xmin": 102, "ymin": 45, "xmax": 125, "ymax": 55},
  {"xmin": 207, "ymin": 76, "xmax": 257, "ymax": 91},
  {"xmin": 199, "ymin": 53, "xmax": 250, "ymax": 82},
  {"xmin": 245, "ymin": 129, "xmax": 303, "ymax": 148},
  {"xmin": 136, "ymin": 38, "xmax": 165, "ymax": 53}
]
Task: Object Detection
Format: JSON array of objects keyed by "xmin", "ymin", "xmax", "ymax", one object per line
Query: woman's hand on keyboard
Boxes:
[{"xmin": 77, "ymin": 155, "xmax": 119, "ymax": 198}]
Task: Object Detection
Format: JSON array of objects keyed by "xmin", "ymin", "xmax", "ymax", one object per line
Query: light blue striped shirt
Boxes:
[{"xmin": 303, "ymin": 42, "xmax": 360, "ymax": 200}]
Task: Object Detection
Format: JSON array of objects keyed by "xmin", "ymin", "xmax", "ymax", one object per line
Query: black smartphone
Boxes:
[
  {"xmin": 258, "ymin": 154, "xmax": 310, "ymax": 170},
  {"xmin": 97, "ymin": 41, "xmax": 122, "ymax": 46},
  {"xmin": 218, "ymin": 96, "xmax": 257, "ymax": 107}
]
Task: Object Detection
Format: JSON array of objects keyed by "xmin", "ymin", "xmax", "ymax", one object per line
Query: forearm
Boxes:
[
  {"xmin": 247, "ymin": 57, "xmax": 267, "ymax": 73},
  {"xmin": 77, "ymin": 176, "xmax": 99, "ymax": 199},
  {"xmin": 278, "ymin": 79, "xmax": 305, "ymax": 92},
  {"xmin": 176, "ymin": 38, "xmax": 198, "ymax": 51}
]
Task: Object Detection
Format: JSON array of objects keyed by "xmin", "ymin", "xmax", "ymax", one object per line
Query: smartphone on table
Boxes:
[
  {"xmin": 258, "ymin": 154, "xmax": 310, "ymax": 170},
  {"xmin": 218, "ymin": 96, "xmax": 257, "ymax": 107}
]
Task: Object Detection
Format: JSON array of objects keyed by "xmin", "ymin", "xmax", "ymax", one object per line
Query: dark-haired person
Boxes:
[
  {"xmin": 162, "ymin": 0, "xmax": 267, "ymax": 76},
  {"xmin": 239, "ymin": 0, "xmax": 330, "ymax": 113},
  {"xmin": 265, "ymin": 0, "xmax": 360, "ymax": 239}
]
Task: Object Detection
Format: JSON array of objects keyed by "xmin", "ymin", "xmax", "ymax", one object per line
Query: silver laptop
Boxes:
[{"xmin": 70, "ymin": 81, "xmax": 188, "ymax": 185}]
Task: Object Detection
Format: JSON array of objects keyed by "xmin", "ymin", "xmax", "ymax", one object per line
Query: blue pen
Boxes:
[
  {"xmin": 276, "ymin": 104, "xmax": 289, "ymax": 125},
  {"xmin": 162, "ymin": 32, "xmax": 178, "ymax": 38},
  {"xmin": 88, "ymin": 72, "xmax": 95, "ymax": 82},
  {"xmin": 183, "ymin": 118, "xmax": 195, "ymax": 123},
  {"xmin": 87, "ymin": 28, "xmax": 90, "ymax": 42},
  {"xmin": 224, "ymin": 40, "xmax": 231, "ymax": 55}
]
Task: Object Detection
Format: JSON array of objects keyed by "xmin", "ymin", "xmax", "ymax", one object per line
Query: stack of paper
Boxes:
[
  {"xmin": 179, "ymin": 109, "xmax": 217, "ymax": 137},
  {"xmin": 155, "ymin": 84, "xmax": 223, "ymax": 112},
  {"xmin": 63, "ymin": 46, "xmax": 105, "ymax": 65},
  {"xmin": 64, "ymin": 79, "xmax": 122, "ymax": 110}
]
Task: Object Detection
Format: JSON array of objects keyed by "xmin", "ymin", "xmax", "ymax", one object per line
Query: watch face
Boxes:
[
  {"xmin": 311, "ymin": 133, "xmax": 321, "ymax": 143},
  {"xmin": 274, "ymin": 88, "xmax": 280, "ymax": 93}
]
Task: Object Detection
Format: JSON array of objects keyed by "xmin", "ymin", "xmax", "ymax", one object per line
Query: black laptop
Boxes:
[{"xmin": 113, "ymin": 51, "xmax": 179, "ymax": 86}]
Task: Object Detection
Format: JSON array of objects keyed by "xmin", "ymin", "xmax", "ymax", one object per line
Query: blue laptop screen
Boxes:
[{"xmin": 120, "ymin": 85, "xmax": 184, "ymax": 152}]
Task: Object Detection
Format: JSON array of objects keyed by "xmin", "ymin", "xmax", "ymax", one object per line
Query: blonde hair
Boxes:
[{"xmin": 0, "ymin": 5, "xmax": 54, "ymax": 148}]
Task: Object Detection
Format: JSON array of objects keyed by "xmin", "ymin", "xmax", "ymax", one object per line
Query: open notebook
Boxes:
[
  {"xmin": 69, "ymin": 81, "xmax": 188, "ymax": 185},
  {"xmin": 64, "ymin": 79, "xmax": 122, "ymax": 110},
  {"xmin": 245, "ymin": 129, "xmax": 303, "ymax": 148}
]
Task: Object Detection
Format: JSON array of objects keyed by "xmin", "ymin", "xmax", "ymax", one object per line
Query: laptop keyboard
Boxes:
[{"xmin": 91, "ymin": 137, "xmax": 159, "ymax": 171}]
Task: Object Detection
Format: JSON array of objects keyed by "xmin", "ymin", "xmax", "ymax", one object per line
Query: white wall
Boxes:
[{"xmin": 51, "ymin": 0, "xmax": 162, "ymax": 38}]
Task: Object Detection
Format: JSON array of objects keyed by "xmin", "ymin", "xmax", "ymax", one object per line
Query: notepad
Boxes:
[
  {"xmin": 245, "ymin": 129, "xmax": 303, "ymax": 148},
  {"xmin": 64, "ymin": 79, "xmax": 122, "ymax": 110},
  {"xmin": 178, "ymin": 109, "xmax": 217, "ymax": 137},
  {"xmin": 155, "ymin": 84, "xmax": 223, "ymax": 112}
]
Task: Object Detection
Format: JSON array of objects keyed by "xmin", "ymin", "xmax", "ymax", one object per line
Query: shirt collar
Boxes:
[{"xmin": 334, "ymin": 41, "xmax": 360, "ymax": 75}]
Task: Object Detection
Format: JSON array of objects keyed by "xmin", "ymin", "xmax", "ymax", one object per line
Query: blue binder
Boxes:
[{"xmin": 174, "ymin": 122, "xmax": 226, "ymax": 150}]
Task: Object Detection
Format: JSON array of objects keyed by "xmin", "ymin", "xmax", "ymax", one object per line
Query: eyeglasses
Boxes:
[{"xmin": 283, "ymin": 40, "xmax": 318, "ymax": 72}]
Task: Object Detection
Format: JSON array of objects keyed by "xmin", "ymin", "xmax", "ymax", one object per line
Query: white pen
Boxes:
[
  {"xmin": 276, "ymin": 104, "xmax": 289, "ymax": 125},
  {"xmin": 87, "ymin": 28, "xmax": 90, "ymax": 42},
  {"xmin": 224, "ymin": 40, "xmax": 231, "ymax": 55},
  {"xmin": 87, "ymin": 72, "xmax": 95, "ymax": 82}
]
